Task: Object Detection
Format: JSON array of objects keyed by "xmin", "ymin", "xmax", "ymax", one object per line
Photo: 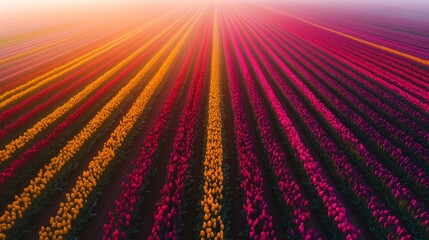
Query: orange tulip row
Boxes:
[
  {"xmin": 200, "ymin": 11, "xmax": 225, "ymax": 240},
  {"xmin": 0, "ymin": 14, "xmax": 172, "ymax": 164},
  {"xmin": 0, "ymin": 11, "xmax": 170, "ymax": 109},
  {"xmin": 0, "ymin": 14, "xmax": 186, "ymax": 240},
  {"xmin": 38, "ymin": 13, "xmax": 201, "ymax": 240}
]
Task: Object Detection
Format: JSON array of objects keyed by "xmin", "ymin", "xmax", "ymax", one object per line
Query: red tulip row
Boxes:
[
  {"xmin": 294, "ymin": 26, "xmax": 429, "ymax": 114},
  {"xmin": 149, "ymin": 20, "xmax": 210, "ymax": 240},
  {"xmin": 227, "ymin": 11, "xmax": 359, "ymax": 240},
  {"xmin": 221, "ymin": 15, "xmax": 277, "ymax": 239},
  {"xmin": 0, "ymin": 26, "xmax": 169, "ymax": 193},
  {"xmin": 253, "ymin": 16, "xmax": 429, "ymax": 193},
  {"xmin": 267, "ymin": 16, "xmax": 429, "ymax": 146},
  {"xmin": 266, "ymin": 13, "xmax": 429, "ymax": 130},
  {"xmin": 102, "ymin": 17, "xmax": 201, "ymax": 239},
  {"xmin": 261, "ymin": 12, "xmax": 429, "ymax": 234},
  {"xmin": 237, "ymin": 12, "xmax": 414, "ymax": 239},
  {"xmin": 312, "ymin": 15, "xmax": 429, "ymax": 60},
  {"xmin": 309, "ymin": 28, "xmax": 429, "ymax": 106}
]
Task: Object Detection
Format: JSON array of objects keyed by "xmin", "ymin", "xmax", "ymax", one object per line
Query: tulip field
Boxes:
[{"xmin": 0, "ymin": 3, "xmax": 428, "ymax": 240}]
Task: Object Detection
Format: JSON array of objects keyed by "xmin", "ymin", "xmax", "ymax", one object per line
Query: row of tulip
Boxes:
[
  {"xmin": 199, "ymin": 13, "xmax": 226, "ymax": 240},
  {"xmin": 0, "ymin": 14, "xmax": 186, "ymax": 239},
  {"xmin": 290, "ymin": 31, "xmax": 429, "ymax": 147},
  {"xmin": 102, "ymin": 14, "xmax": 203, "ymax": 239},
  {"xmin": 224, "ymin": 12, "xmax": 323, "ymax": 239},
  {"xmin": 267, "ymin": 13, "xmax": 429, "ymax": 129},
  {"xmin": 0, "ymin": 13, "xmax": 164, "ymax": 110},
  {"xmin": 249, "ymin": 12, "xmax": 429, "ymax": 236},
  {"xmin": 0, "ymin": 27, "xmax": 141, "ymax": 141},
  {"xmin": 279, "ymin": 31, "xmax": 429, "ymax": 191},
  {"xmin": 230, "ymin": 13, "xmax": 359, "ymax": 239},
  {"xmin": 270, "ymin": 14, "xmax": 427, "ymax": 212},
  {"xmin": 251, "ymin": 14, "xmax": 429, "ymax": 197},
  {"xmin": 312, "ymin": 30, "xmax": 429, "ymax": 102},
  {"xmin": 37, "ymin": 14, "xmax": 200, "ymax": 240},
  {"xmin": 222, "ymin": 16, "xmax": 277, "ymax": 239},
  {"xmin": 322, "ymin": 32, "xmax": 429, "ymax": 90},
  {"xmin": 288, "ymin": 23, "xmax": 429, "ymax": 113},
  {"xmin": 309, "ymin": 14, "xmax": 429, "ymax": 69},
  {"xmin": 149, "ymin": 21, "xmax": 209, "ymax": 240},
  {"xmin": 0, "ymin": 23, "xmax": 116, "ymax": 85},
  {"xmin": 0, "ymin": 15, "xmax": 175, "ymax": 164},
  {"xmin": 268, "ymin": 12, "xmax": 428, "ymax": 128},
  {"xmin": 269, "ymin": 16, "xmax": 429, "ymax": 152},
  {"xmin": 238, "ymin": 13, "xmax": 414, "ymax": 239},
  {"xmin": 0, "ymin": 24, "xmax": 107, "ymax": 67},
  {"xmin": 0, "ymin": 23, "xmax": 117, "ymax": 74},
  {"xmin": 0, "ymin": 21, "xmax": 137, "ymax": 89},
  {"xmin": 0, "ymin": 22, "xmax": 170, "ymax": 195}
]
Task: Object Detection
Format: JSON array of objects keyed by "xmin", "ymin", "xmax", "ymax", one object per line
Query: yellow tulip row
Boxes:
[
  {"xmin": 38, "ymin": 13, "xmax": 201, "ymax": 240},
  {"xmin": 0, "ymin": 11, "xmax": 171, "ymax": 109},
  {"xmin": 0, "ymin": 15, "xmax": 173, "ymax": 164},
  {"xmin": 200, "ymin": 11, "xmax": 225, "ymax": 240},
  {"xmin": 0, "ymin": 14, "xmax": 189, "ymax": 239}
]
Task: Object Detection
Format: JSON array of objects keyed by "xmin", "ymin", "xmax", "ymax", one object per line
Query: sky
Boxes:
[{"xmin": 1, "ymin": 0, "xmax": 428, "ymax": 12}]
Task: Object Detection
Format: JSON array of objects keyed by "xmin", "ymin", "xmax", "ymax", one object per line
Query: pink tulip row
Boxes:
[
  {"xmin": 260, "ymin": 15, "xmax": 429, "ymax": 234},
  {"xmin": 297, "ymin": 27, "xmax": 429, "ymax": 113},
  {"xmin": 321, "ymin": 33, "xmax": 429, "ymax": 90},
  {"xmin": 274, "ymin": 20, "xmax": 429, "ymax": 141},
  {"xmin": 223, "ymin": 14, "xmax": 320, "ymax": 239},
  {"xmin": 239, "ymin": 15, "xmax": 414, "ymax": 239},
  {"xmin": 102, "ymin": 28, "xmax": 201, "ymax": 239},
  {"xmin": 228, "ymin": 13, "xmax": 359, "ymax": 240},
  {"xmin": 0, "ymin": 37, "xmax": 162, "ymax": 192},
  {"xmin": 148, "ymin": 24, "xmax": 209, "ymax": 240},
  {"xmin": 313, "ymin": 16, "xmax": 429, "ymax": 59},
  {"xmin": 257, "ymin": 20, "xmax": 429, "ymax": 190},
  {"xmin": 222, "ymin": 17, "xmax": 278, "ymax": 239},
  {"xmin": 293, "ymin": 41, "xmax": 429, "ymax": 189},
  {"xmin": 268, "ymin": 16, "xmax": 429, "ymax": 128},
  {"xmin": 309, "ymin": 29, "xmax": 429, "ymax": 105}
]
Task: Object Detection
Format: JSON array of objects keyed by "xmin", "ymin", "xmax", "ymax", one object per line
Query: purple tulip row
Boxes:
[
  {"xmin": 237, "ymin": 14, "xmax": 414, "ymax": 239},
  {"xmin": 311, "ymin": 15, "xmax": 429, "ymax": 59},
  {"xmin": 102, "ymin": 33, "xmax": 200, "ymax": 239},
  {"xmin": 223, "ymin": 13, "xmax": 320, "ymax": 239},
  {"xmin": 300, "ymin": 29, "xmax": 429, "ymax": 113},
  {"xmin": 228, "ymin": 12, "xmax": 359, "ymax": 240},
  {"xmin": 263, "ymin": 15, "xmax": 429, "ymax": 232},
  {"xmin": 272, "ymin": 18, "xmax": 429, "ymax": 143},
  {"xmin": 257, "ymin": 19, "xmax": 429, "ymax": 191},
  {"xmin": 320, "ymin": 32, "xmax": 429, "ymax": 90},
  {"xmin": 148, "ymin": 26, "xmax": 209, "ymax": 240},
  {"xmin": 309, "ymin": 29, "xmax": 429, "ymax": 106}
]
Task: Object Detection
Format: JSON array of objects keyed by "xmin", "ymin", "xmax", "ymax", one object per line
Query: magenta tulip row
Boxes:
[
  {"xmin": 240, "ymin": 14, "xmax": 414, "ymax": 239},
  {"xmin": 222, "ymin": 19, "xmax": 277, "ymax": 239},
  {"xmin": 227, "ymin": 13, "xmax": 359, "ymax": 239},
  {"xmin": 255, "ymin": 12, "xmax": 429, "ymax": 234},
  {"xmin": 102, "ymin": 33, "xmax": 199, "ymax": 240},
  {"xmin": 271, "ymin": 17, "xmax": 429, "ymax": 144},
  {"xmin": 258, "ymin": 19, "xmax": 429, "ymax": 191},
  {"xmin": 148, "ymin": 28, "xmax": 209, "ymax": 240}
]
